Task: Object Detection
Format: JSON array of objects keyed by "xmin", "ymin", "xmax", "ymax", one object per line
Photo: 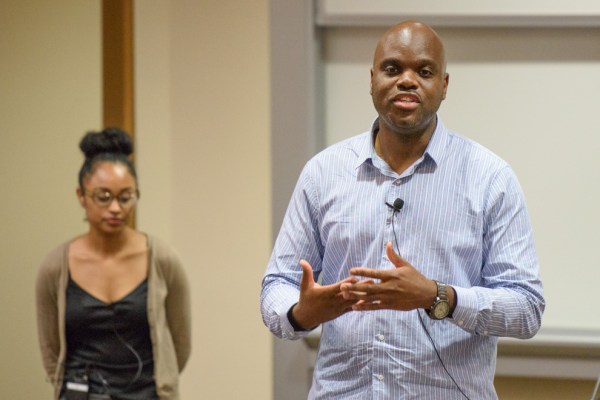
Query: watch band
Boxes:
[
  {"xmin": 427, "ymin": 280, "xmax": 451, "ymax": 320},
  {"xmin": 436, "ymin": 281, "xmax": 448, "ymax": 301}
]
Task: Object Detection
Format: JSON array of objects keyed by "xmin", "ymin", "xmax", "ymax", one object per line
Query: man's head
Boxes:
[{"xmin": 370, "ymin": 20, "xmax": 449, "ymax": 138}]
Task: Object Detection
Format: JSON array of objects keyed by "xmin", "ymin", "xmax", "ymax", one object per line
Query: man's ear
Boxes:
[{"xmin": 442, "ymin": 73, "xmax": 449, "ymax": 100}]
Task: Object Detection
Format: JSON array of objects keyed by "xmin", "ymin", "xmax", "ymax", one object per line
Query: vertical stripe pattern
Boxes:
[{"xmin": 261, "ymin": 118, "xmax": 545, "ymax": 400}]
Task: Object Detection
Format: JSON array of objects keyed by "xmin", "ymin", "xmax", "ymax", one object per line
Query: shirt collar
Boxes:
[
  {"xmin": 356, "ymin": 116, "xmax": 449, "ymax": 170},
  {"xmin": 423, "ymin": 117, "xmax": 448, "ymax": 166},
  {"xmin": 354, "ymin": 119, "xmax": 381, "ymax": 169}
]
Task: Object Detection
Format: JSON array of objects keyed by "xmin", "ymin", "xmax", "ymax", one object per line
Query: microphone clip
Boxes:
[{"xmin": 386, "ymin": 198, "xmax": 404, "ymax": 212}]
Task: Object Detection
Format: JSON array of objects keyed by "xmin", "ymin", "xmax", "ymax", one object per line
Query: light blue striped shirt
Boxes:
[{"xmin": 261, "ymin": 118, "xmax": 544, "ymax": 399}]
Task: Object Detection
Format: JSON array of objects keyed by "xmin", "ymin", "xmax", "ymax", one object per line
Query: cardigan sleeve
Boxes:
[
  {"xmin": 156, "ymin": 241, "xmax": 192, "ymax": 372},
  {"xmin": 35, "ymin": 245, "xmax": 64, "ymax": 383}
]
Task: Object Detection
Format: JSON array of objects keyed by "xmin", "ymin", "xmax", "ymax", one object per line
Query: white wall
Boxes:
[
  {"xmin": 323, "ymin": 26, "xmax": 600, "ymax": 335},
  {"xmin": 270, "ymin": 4, "xmax": 600, "ymax": 397},
  {"xmin": 135, "ymin": 1, "xmax": 272, "ymax": 398},
  {"xmin": 316, "ymin": 24, "xmax": 600, "ymax": 396},
  {"xmin": 0, "ymin": 0, "xmax": 101, "ymax": 398}
]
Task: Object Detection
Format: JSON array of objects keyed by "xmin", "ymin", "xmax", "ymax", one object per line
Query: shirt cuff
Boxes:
[
  {"xmin": 287, "ymin": 303, "xmax": 307, "ymax": 331},
  {"xmin": 279, "ymin": 302, "xmax": 313, "ymax": 340},
  {"xmin": 450, "ymin": 286, "xmax": 479, "ymax": 331}
]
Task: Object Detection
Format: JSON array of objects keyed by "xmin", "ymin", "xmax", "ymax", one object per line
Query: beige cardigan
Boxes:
[{"xmin": 35, "ymin": 235, "xmax": 191, "ymax": 399}]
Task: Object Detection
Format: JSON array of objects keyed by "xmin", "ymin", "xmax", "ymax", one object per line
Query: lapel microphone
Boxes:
[
  {"xmin": 385, "ymin": 198, "xmax": 404, "ymax": 212},
  {"xmin": 386, "ymin": 198, "xmax": 404, "ymax": 255}
]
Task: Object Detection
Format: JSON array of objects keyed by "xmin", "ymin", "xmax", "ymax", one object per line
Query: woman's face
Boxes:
[{"xmin": 77, "ymin": 161, "xmax": 138, "ymax": 234}]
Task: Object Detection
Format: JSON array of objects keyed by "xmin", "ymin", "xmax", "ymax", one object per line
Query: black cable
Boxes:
[
  {"xmin": 390, "ymin": 207, "xmax": 470, "ymax": 400},
  {"xmin": 416, "ymin": 310, "xmax": 470, "ymax": 400},
  {"xmin": 78, "ymin": 313, "xmax": 144, "ymax": 398},
  {"xmin": 390, "ymin": 209, "xmax": 401, "ymax": 259},
  {"xmin": 111, "ymin": 308, "xmax": 144, "ymax": 388}
]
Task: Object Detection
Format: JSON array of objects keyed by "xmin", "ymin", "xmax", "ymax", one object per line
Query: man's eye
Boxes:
[
  {"xmin": 420, "ymin": 69, "xmax": 433, "ymax": 77},
  {"xmin": 384, "ymin": 66, "xmax": 398, "ymax": 74}
]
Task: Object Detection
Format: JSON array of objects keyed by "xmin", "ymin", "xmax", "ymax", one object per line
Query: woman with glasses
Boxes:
[{"xmin": 35, "ymin": 128, "xmax": 191, "ymax": 400}]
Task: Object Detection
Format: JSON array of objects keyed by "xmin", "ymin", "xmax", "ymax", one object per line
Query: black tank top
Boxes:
[{"xmin": 64, "ymin": 276, "xmax": 158, "ymax": 400}]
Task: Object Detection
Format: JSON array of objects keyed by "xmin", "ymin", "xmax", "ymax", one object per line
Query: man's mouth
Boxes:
[
  {"xmin": 393, "ymin": 93, "xmax": 420, "ymax": 110},
  {"xmin": 394, "ymin": 93, "xmax": 420, "ymax": 103}
]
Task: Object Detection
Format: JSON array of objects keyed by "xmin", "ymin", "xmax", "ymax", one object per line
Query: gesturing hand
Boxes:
[
  {"xmin": 291, "ymin": 259, "xmax": 372, "ymax": 330},
  {"xmin": 339, "ymin": 242, "xmax": 437, "ymax": 311}
]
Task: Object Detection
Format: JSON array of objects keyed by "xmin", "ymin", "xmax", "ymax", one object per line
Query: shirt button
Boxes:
[
  {"xmin": 377, "ymin": 334, "xmax": 385, "ymax": 341},
  {"xmin": 378, "ymin": 374, "xmax": 384, "ymax": 381},
  {"xmin": 458, "ymin": 320, "xmax": 464, "ymax": 326}
]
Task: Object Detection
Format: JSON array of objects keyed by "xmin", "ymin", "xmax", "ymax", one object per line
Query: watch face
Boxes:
[{"xmin": 433, "ymin": 301, "xmax": 450, "ymax": 319}]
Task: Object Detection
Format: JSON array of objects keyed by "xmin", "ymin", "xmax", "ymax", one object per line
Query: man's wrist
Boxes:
[
  {"xmin": 448, "ymin": 286, "xmax": 457, "ymax": 318},
  {"xmin": 287, "ymin": 303, "xmax": 307, "ymax": 331},
  {"xmin": 426, "ymin": 281, "xmax": 456, "ymax": 320}
]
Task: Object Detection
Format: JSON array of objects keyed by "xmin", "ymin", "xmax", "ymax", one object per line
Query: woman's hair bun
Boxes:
[{"xmin": 79, "ymin": 127, "xmax": 133, "ymax": 159}]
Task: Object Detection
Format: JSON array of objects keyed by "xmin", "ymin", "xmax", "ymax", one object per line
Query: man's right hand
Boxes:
[{"xmin": 291, "ymin": 259, "xmax": 369, "ymax": 330}]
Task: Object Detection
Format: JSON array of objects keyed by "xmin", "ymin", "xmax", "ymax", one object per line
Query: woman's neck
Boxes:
[{"xmin": 85, "ymin": 227, "xmax": 134, "ymax": 256}]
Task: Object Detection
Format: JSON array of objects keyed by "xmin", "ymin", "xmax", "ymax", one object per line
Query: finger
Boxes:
[
  {"xmin": 341, "ymin": 289, "xmax": 366, "ymax": 300},
  {"xmin": 339, "ymin": 276, "xmax": 359, "ymax": 285},
  {"xmin": 299, "ymin": 259, "xmax": 314, "ymax": 291},
  {"xmin": 340, "ymin": 281, "xmax": 381, "ymax": 293},
  {"xmin": 340, "ymin": 285, "xmax": 383, "ymax": 302},
  {"xmin": 339, "ymin": 278, "xmax": 370, "ymax": 289},
  {"xmin": 348, "ymin": 267, "xmax": 387, "ymax": 280},
  {"xmin": 349, "ymin": 295, "xmax": 383, "ymax": 306},
  {"xmin": 339, "ymin": 278, "xmax": 374, "ymax": 291},
  {"xmin": 386, "ymin": 241, "xmax": 407, "ymax": 268},
  {"xmin": 352, "ymin": 301, "xmax": 385, "ymax": 311}
]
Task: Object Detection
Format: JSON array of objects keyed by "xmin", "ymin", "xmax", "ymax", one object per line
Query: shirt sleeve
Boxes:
[
  {"xmin": 260, "ymin": 164, "xmax": 324, "ymax": 340},
  {"xmin": 451, "ymin": 166, "xmax": 545, "ymax": 339}
]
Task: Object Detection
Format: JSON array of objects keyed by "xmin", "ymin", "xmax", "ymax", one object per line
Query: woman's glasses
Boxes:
[{"xmin": 84, "ymin": 188, "xmax": 139, "ymax": 208}]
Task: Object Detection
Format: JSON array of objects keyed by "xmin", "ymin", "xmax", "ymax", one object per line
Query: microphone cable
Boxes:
[
  {"xmin": 112, "ymin": 312, "xmax": 144, "ymax": 389},
  {"xmin": 81, "ymin": 309, "xmax": 144, "ymax": 398},
  {"xmin": 389, "ymin": 201, "xmax": 470, "ymax": 400},
  {"xmin": 416, "ymin": 309, "xmax": 470, "ymax": 400}
]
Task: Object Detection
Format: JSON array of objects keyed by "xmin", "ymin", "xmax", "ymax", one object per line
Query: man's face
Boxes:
[{"xmin": 370, "ymin": 24, "xmax": 449, "ymax": 137}]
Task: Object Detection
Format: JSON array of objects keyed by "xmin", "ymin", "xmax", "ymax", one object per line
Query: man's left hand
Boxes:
[{"xmin": 340, "ymin": 241, "xmax": 437, "ymax": 311}]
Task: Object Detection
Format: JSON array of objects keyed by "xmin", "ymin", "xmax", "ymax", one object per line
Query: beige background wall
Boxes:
[
  {"xmin": 134, "ymin": 1, "xmax": 272, "ymax": 398},
  {"xmin": 0, "ymin": 1, "xmax": 101, "ymax": 398},
  {"xmin": 0, "ymin": 0, "xmax": 271, "ymax": 398}
]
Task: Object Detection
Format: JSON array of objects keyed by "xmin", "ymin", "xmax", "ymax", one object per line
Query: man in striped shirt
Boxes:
[{"xmin": 261, "ymin": 20, "xmax": 544, "ymax": 400}]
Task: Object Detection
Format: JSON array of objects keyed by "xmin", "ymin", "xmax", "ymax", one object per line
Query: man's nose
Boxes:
[{"xmin": 396, "ymin": 70, "xmax": 417, "ymax": 90}]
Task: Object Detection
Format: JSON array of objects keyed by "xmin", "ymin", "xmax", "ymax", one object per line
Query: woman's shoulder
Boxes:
[
  {"xmin": 38, "ymin": 239, "xmax": 74, "ymax": 276},
  {"xmin": 145, "ymin": 233, "xmax": 185, "ymax": 271},
  {"xmin": 36, "ymin": 238, "xmax": 76, "ymax": 295},
  {"xmin": 146, "ymin": 233, "xmax": 174, "ymax": 255}
]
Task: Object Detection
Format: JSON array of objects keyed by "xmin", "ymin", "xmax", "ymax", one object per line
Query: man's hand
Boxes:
[
  {"xmin": 291, "ymin": 259, "xmax": 371, "ymax": 330},
  {"xmin": 340, "ymin": 242, "xmax": 437, "ymax": 311}
]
